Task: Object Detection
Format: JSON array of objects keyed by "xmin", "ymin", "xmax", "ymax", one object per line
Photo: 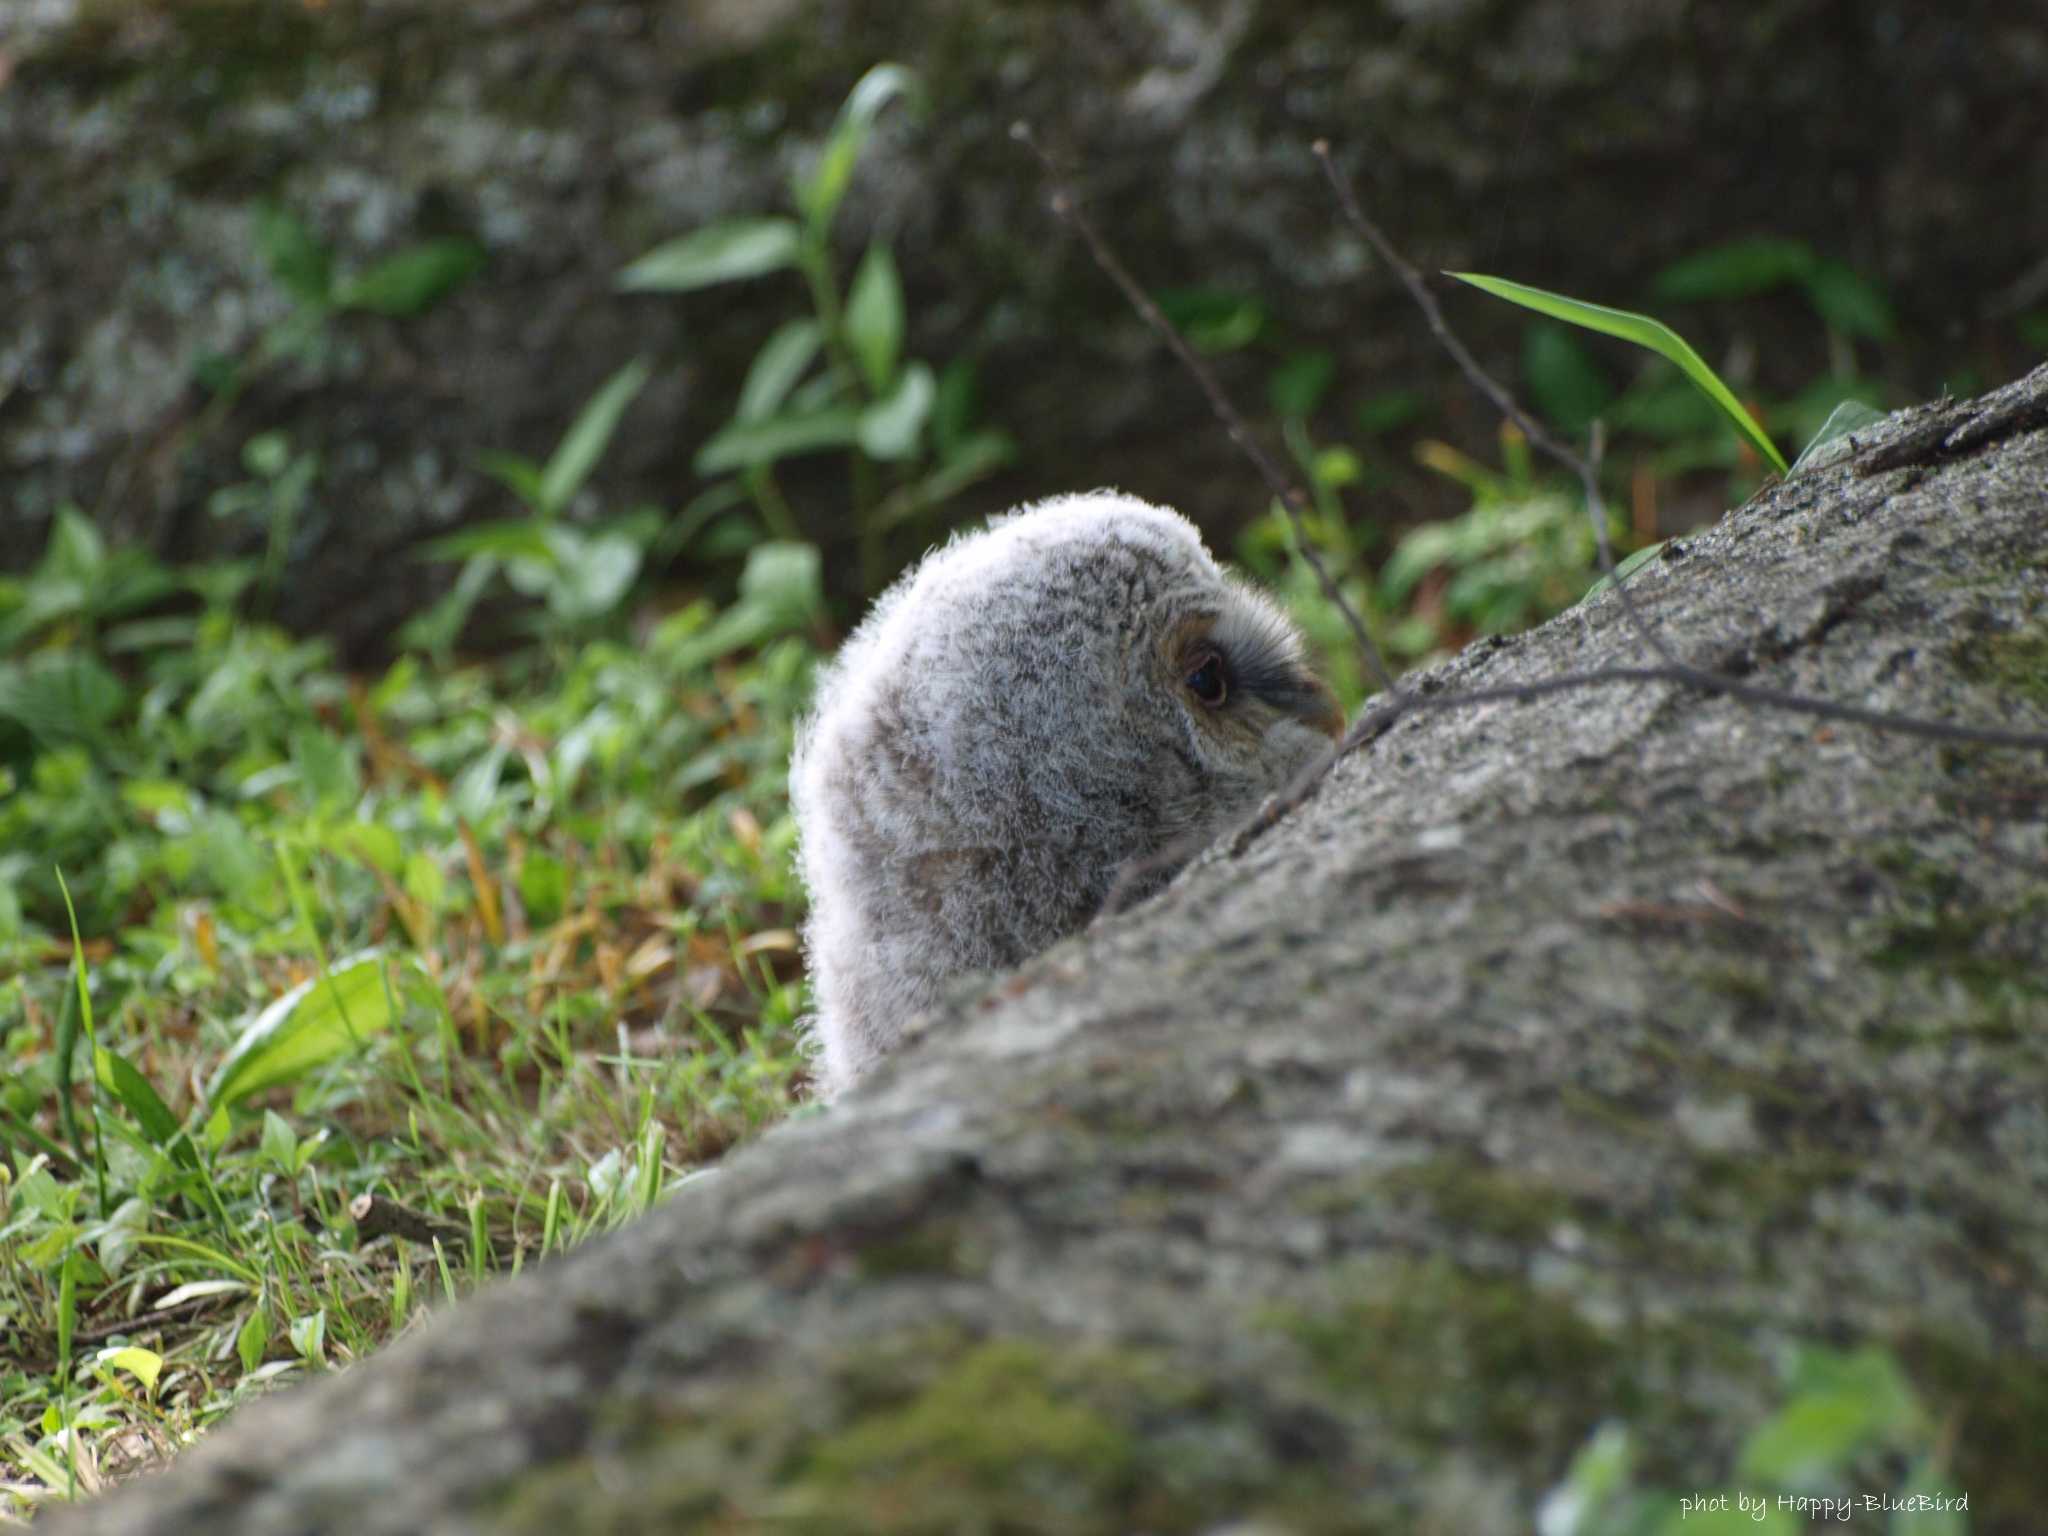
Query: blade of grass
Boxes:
[
  {"xmin": 1447, "ymin": 272, "xmax": 1789, "ymax": 475},
  {"xmin": 54, "ymin": 869, "xmax": 109, "ymax": 1215}
]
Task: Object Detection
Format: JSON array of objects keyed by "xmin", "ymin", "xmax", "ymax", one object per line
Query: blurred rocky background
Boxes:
[{"xmin": 4, "ymin": 0, "xmax": 2043, "ymax": 655}]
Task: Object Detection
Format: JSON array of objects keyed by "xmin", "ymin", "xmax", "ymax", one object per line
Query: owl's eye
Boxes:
[{"xmin": 1184, "ymin": 650, "xmax": 1228, "ymax": 707}]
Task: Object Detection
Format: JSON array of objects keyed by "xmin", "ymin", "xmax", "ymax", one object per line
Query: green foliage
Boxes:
[
  {"xmin": 1389, "ymin": 424, "xmax": 1624, "ymax": 657},
  {"xmin": 1538, "ymin": 1346, "xmax": 1967, "ymax": 1536},
  {"xmin": 1651, "ymin": 237, "xmax": 1896, "ymax": 342},
  {"xmin": 618, "ymin": 63, "xmax": 1013, "ymax": 586},
  {"xmin": 407, "ymin": 359, "xmax": 655, "ymax": 652},
  {"xmin": 199, "ymin": 208, "xmax": 484, "ymax": 411},
  {"xmin": 0, "ymin": 498, "xmax": 818, "ymax": 1511},
  {"xmin": 205, "ymin": 431, "xmax": 320, "ymax": 614}
]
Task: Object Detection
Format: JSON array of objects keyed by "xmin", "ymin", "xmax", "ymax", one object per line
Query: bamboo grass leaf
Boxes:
[{"xmin": 1448, "ymin": 272, "xmax": 1789, "ymax": 475}]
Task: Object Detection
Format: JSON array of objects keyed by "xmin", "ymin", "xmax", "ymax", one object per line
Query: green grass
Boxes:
[{"xmin": 0, "ymin": 536, "xmax": 820, "ymax": 1516}]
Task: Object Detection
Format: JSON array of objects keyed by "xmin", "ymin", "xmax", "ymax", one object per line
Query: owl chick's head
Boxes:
[{"xmin": 791, "ymin": 491, "xmax": 1340, "ymax": 1095}]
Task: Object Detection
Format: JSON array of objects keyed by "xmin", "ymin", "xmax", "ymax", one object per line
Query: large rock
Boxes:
[
  {"xmin": 46, "ymin": 367, "xmax": 2048, "ymax": 1534},
  {"xmin": 4, "ymin": 0, "xmax": 2044, "ymax": 652}
]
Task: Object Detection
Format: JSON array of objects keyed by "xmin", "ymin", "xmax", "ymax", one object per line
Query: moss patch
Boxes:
[
  {"xmin": 1952, "ymin": 620, "xmax": 2048, "ymax": 709},
  {"xmin": 495, "ymin": 1331, "xmax": 1369, "ymax": 1535},
  {"xmin": 1372, "ymin": 1156, "xmax": 1581, "ymax": 1247},
  {"xmin": 1278, "ymin": 1258, "xmax": 1625, "ymax": 1461},
  {"xmin": 792, "ymin": 1339, "xmax": 1142, "ymax": 1529}
]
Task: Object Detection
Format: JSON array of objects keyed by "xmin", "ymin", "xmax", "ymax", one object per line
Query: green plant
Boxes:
[
  {"xmin": 1381, "ymin": 423, "xmax": 1622, "ymax": 654},
  {"xmin": 0, "ymin": 509, "xmax": 179, "ymax": 658},
  {"xmin": 196, "ymin": 207, "xmax": 484, "ymax": 415},
  {"xmin": 2, "ymin": 500, "xmax": 821, "ymax": 1512},
  {"xmin": 618, "ymin": 63, "xmax": 1014, "ymax": 590},
  {"xmin": 1649, "ymin": 237, "xmax": 1895, "ymax": 346},
  {"xmin": 404, "ymin": 359, "xmax": 657, "ymax": 654},
  {"xmin": 1539, "ymin": 1345, "xmax": 1968, "ymax": 1536},
  {"xmin": 204, "ymin": 432, "xmax": 320, "ymax": 615}
]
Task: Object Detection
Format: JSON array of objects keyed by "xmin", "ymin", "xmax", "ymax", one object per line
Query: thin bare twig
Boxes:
[
  {"xmin": 1011, "ymin": 122, "xmax": 1401, "ymax": 701},
  {"xmin": 1312, "ymin": 139, "xmax": 1681, "ymax": 669}
]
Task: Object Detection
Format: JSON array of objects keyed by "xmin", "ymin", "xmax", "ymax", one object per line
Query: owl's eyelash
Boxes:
[{"xmin": 1202, "ymin": 610, "xmax": 1309, "ymax": 712}]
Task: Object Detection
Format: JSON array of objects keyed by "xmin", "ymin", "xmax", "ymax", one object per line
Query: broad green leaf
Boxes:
[
  {"xmin": 259, "ymin": 1109, "xmax": 299, "ymax": 1171},
  {"xmin": 1536, "ymin": 1422, "xmax": 1631, "ymax": 1536},
  {"xmin": 1154, "ymin": 286, "xmax": 1268, "ymax": 354},
  {"xmin": 333, "ymin": 820, "xmax": 404, "ymax": 876},
  {"xmin": 840, "ymin": 61, "xmax": 920, "ymax": 135},
  {"xmin": 1781, "ymin": 1344, "xmax": 1920, "ymax": 1432},
  {"xmin": 1651, "ymin": 236, "xmax": 1816, "ymax": 302},
  {"xmin": 1268, "ymin": 350, "xmax": 1336, "ymax": 418},
  {"xmin": 1350, "ymin": 390, "xmax": 1423, "ymax": 442},
  {"xmin": 290, "ymin": 1308, "xmax": 326, "ymax": 1365},
  {"xmin": 869, "ymin": 429, "xmax": 1017, "ymax": 534},
  {"xmin": 207, "ymin": 950, "xmax": 397, "ymax": 1108},
  {"xmin": 795, "ymin": 63, "xmax": 921, "ymax": 233},
  {"xmin": 737, "ymin": 541, "xmax": 824, "ymax": 627},
  {"xmin": 397, "ymin": 554, "xmax": 495, "ymax": 656},
  {"xmin": 93, "ymin": 1049, "xmax": 182, "ymax": 1149},
  {"xmin": 796, "ymin": 132, "xmax": 863, "ymax": 237},
  {"xmin": 1521, "ymin": 322, "xmax": 1614, "ymax": 435},
  {"xmin": 0, "ymin": 653, "xmax": 128, "ymax": 744},
  {"xmin": 518, "ymin": 850, "xmax": 569, "ymax": 925},
  {"xmin": 243, "ymin": 431, "xmax": 291, "ymax": 478},
  {"xmin": 1312, "ymin": 445, "xmax": 1363, "ymax": 489},
  {"xmin": 290, "ymin": 724, "xmax": 359, "ymax": 809},
  {"xmin": 695, "ymin": 407, "xmax": 861, "ymax": 475},
  {"xmin": 236, "ymin": 1306, "xmax": 269, "ymax": 1374},
  {"xmin": 1791, "ymin": 398, "xmax": 1889, "ymax": 474},
  {"xmin": 539, "ymin": 358, "xmax": 652, "ymax": 517},
  {"xmin": 1581, "ymin": 541, "xmax": 1667, "ymax": 603},
  {"xmin": 473, "ymin": 452, "xmax": 548, "ymax": 509},
  {"xmin": 857, "ymin": 361, "xmax": 934, "ymax": 461},
  {"xmin": 845, "ymin": 243, "xmax": 904, "ymax": 393},
  {"xmin": 1448, "ymin": 272, "xmax": 1789, "ymax": 474},
  {"xmin": 48, "ymin": 505, "xmax": 107, "ymax": 581},
  {"xmin": 1802, "ymin": 259, "xmax": 1896, "ymax": 341},
  {"xmin": 618, "ymin": 218, "xmax": 801, "ymax": 293},
  {"xmin": 1737, "ymin": 1390, "xmax": 1887, "ymax": 1485},
  {"xmin": 97, "ymin": 1345, "xmax": 163, "ymax": 1395},
  {"xmin": 737, "ymin": 319, "xmax": 824, "ymax": 424},
  {"xmin": 663, "ymin": 542, "xmax": 824, "ymax": 670},
  {"xmin": 404, "ymin": 850, "xmax": 447, "ymax": 915},
  {"xmin": 91, "ymin": 1195, "xmax": 153, "ymax": 1278},
  {"xmin": 543, "ymin": 529, "xmax": 641, "ymax": 621},
  {"xmin": 253, "ymin": 204, "xmax": 334, "ymax": 307},
  {"xmin": 450, "ymin": 741, "xmax": 509, "ymax": 825},
  {"xmin": 334, "ymin": 239, "xmax": 485, "ymax": 316},
  {"xmin": 420, "ymin": 519, "xmax": 557, "ymax": 564}
]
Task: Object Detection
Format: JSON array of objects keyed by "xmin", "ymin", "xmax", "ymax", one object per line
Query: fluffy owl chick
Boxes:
[{"xmin": 790, "ymin": 491, "xmax": 1342, "ymax": 1096}]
